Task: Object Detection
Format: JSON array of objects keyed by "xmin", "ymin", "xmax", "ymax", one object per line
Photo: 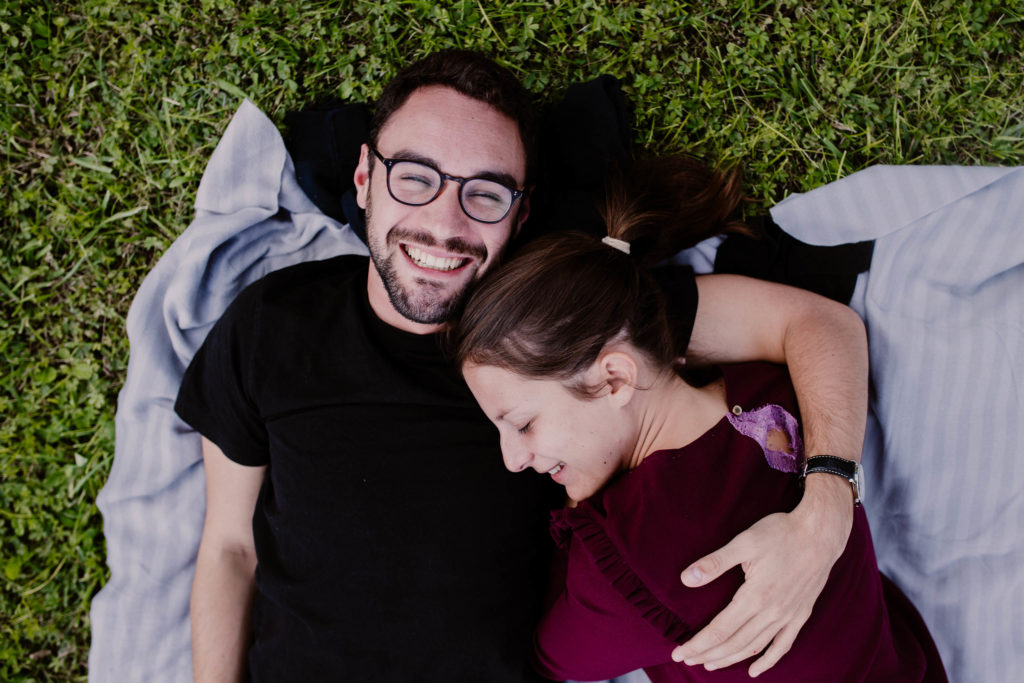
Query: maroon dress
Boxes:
[{"xmin": 534, "ymin": 363, "xmax": 946, "ymax": 682}]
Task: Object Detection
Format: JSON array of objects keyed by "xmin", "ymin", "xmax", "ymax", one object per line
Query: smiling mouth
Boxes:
[
  {"xmin": 547, "ymin": 462, "xmax": 565, "ymax": 476},
  {"xmin": 402, "ymin": 244, "xmax": 470, "ymax": 272}
]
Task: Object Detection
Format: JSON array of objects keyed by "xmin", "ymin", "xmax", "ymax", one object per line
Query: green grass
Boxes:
[{"xmin": 1, "ymin": 0, "xmax": 1021, "ymax": 679}]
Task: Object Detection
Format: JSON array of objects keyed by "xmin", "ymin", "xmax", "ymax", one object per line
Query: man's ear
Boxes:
[
  {"xmin": 513, "ymin": 186, "xmax": 533, "ymax": 238},
  {"xmin": 353, "ymin": 144, "xmax": 371, "ymax": 209},
  {"xmin": 597, "ymin": 350, "xmax": 638, "ymax": 407}
]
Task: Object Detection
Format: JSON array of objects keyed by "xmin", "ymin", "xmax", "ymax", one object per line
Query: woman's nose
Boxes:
[{"xmin": 500, "ymin": 434, "xmax": 533, "ymax": 473}]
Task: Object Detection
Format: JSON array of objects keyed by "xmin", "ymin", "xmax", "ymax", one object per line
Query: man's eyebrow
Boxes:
[
  {"xmin": 472, "ymin": 170, "xmax": 522, "ymax": 191},
  {"xmin": 386, "ymin": 148, "xmax": 440, "ymax": 166},
  {"xmin": 388, "ymin": 148, "xmax": 522, "ymax": 190}
]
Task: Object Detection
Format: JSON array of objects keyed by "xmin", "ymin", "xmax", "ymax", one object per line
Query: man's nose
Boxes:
[{"xmin": 418, "ymin": 182, "xmax": 471, "ymax": 238}]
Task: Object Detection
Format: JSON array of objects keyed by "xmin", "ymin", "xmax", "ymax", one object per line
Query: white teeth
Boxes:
[
  {"xmin": 547, "ymin": 463, "xmax": 564, "ymax": 475},
  {"xmin": 404, "ymin": 245, "xmax": 466, "ymax": 271}
]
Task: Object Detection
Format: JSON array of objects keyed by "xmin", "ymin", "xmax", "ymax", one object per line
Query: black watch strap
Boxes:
[{"xmin": 802, "ymin": 455, "xmax": 864, "ymax": 506}]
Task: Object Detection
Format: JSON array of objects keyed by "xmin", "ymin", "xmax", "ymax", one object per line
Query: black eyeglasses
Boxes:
[{"xmin": 369, "ymin": 146, "xmax": 525, "ymax": 224}]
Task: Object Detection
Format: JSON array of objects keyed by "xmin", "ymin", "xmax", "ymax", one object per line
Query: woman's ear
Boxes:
[{"xmin": 597, "ymin": 350, "xmax": 639, "ymax": 407}]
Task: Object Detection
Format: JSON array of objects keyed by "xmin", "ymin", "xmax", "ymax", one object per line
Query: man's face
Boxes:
[{"xmin": 354, "ymin": 85, "xmax": 529, "ymax": 333}]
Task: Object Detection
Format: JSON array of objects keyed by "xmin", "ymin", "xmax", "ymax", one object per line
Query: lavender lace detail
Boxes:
[{"xmin": 726, "ymin": 404, "xmax": 803, "ymax": 473}]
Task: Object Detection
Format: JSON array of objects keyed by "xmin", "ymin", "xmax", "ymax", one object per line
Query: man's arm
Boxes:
[
  {"xmin": 192, "ymin": 437, "xmax": 266, "ymax": 683},
  {"xmin": 674, "ymin": 274, "xmax": 867, "ymax": 677}
]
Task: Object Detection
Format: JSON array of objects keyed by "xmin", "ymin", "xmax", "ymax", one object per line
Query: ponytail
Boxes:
[{"xmin": 602, "ymin": 155, "xmax": 749, "ymax": 266}]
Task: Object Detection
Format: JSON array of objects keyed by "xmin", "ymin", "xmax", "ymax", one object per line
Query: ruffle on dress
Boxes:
[{"xmin": 551, "ymin": 507, "xmax": 694, "ymax": 646}]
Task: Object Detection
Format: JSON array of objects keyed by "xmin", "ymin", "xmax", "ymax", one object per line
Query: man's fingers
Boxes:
[
  {"xmin": 691, "ymin": 615, "xmax": 779, "ymax": 671},
  {"xmin": 681, "ymin": 535, "xmax": 748, "ymax": 587},
  {"xmin": 700, "ymin": 626, "xmax": 776, "ymax": 672},
  {"xmin": 671, "ymin": 598, "xmax": 762, "ymax": 664},
  {"xmin": 671, "ymin": 613, "xmax": 738, "ymax": 663},
  {"xmin": 748, "ymin": 622, "xmax": 800, "ymax": 677}
]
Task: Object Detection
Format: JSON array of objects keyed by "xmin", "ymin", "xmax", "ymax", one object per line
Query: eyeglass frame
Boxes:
[{"xmin": 367, "ymin": 146, "xmax": 526, "ymax": 224}]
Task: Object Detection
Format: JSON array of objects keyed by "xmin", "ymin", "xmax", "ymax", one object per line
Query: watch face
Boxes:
[{"xmin": 853, "ymin": 462, "xmax": 865, "ymax": 505}]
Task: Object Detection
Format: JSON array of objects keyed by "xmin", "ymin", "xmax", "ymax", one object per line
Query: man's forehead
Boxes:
[{"xmin": 375, "ymin": 85, "xmax": 527, "ymax": 182}]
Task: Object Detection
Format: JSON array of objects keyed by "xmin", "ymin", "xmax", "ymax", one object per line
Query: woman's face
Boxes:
[{"xmin": 463, "ymin": 362, "xmax": 632, "ymax": 502}]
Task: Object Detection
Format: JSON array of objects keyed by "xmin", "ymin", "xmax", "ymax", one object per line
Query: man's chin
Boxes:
[
  {"xmin": 371, "ymin": 247, "xmax": 480, "ymax": 325},
  {"xmin": 388, "ymin": 283, "xmax": 468, "ymax": 326},
  {"xmin": 392, "ymin": 301, "xmax": 460, "ymax": 326}
]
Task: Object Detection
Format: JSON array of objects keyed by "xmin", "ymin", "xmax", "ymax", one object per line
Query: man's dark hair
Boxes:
[{"xmin": 370, "ymin": 50, "xmax": 538, "ymax": 182}]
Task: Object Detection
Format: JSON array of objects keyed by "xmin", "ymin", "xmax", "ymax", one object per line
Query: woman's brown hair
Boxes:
[{"xmin": 453, "ymin": 154, "xmax": 748, "ymax": 392}]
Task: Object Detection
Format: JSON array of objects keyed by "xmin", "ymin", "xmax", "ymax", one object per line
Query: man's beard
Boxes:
[{"xmin": 365, "ymin": 197, "xmax": 489, "ymax": 325}]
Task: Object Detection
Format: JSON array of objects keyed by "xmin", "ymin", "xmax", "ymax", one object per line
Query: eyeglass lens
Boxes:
[{"xmin": 387, "ymin": 160, "xmax": 514, "ymax": 223}]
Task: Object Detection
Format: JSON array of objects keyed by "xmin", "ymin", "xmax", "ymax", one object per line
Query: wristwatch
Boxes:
[{"xmin": 801, "ymin": 455, "xmax": 864, "ymax": 506}]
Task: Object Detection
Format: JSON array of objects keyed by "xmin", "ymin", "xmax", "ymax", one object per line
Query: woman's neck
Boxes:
[{"xmin": 626, "ymin": 370, "xmax": 729, "ymax": 470}]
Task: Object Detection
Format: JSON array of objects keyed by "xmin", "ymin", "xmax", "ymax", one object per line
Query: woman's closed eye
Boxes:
[{"xmin": 517, "ymin": 420, "xmax": 533, "ymax": 435}]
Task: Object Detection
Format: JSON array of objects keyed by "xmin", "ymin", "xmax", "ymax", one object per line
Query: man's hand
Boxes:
[{"xmin": 671, "ymin": 474, "xmax": 854, "ymax": 677}]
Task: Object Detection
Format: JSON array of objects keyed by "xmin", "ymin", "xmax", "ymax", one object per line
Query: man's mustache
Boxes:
[{"xmin": 386, "ymin": 227, "xmax": 488, "ymax": 262}]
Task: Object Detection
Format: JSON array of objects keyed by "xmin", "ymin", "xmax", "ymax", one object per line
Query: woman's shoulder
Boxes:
[{"xmin": 719, "ymin": 361, "xmax": 797, "ymax": 414}]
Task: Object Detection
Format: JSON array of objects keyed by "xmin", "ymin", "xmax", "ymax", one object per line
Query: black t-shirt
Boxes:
[{"xmin": 175, "ymin": 255, "xmax": 561, "ymax": 682}]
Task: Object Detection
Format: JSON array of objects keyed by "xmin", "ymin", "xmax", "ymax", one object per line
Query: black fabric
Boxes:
[
  {"xmin": 715, "ymin": 214, "xmax": 874, "ymax": 305},
  {"xmin": 176, "ymin": 256, "xmax": 559, "ymax": 682},
  {"xmin": 652, "ymin": 264, "xmax": 699, "ymax": 356},
  {"xmin": 283, "ymin": 100, "xmax": 370, "ymax": 226},
  {"xmin": 521, "ymin": 75, "xmax": 633, "ymax": 247},
  {"xmin": 341, "ymin": 186, "xmax": 367, "ymax": 243}
]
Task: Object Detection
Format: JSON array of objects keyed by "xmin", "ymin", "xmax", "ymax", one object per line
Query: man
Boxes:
[{"xmin": 123, "ymin": 51, "xmax": 866, "ymax": 681}]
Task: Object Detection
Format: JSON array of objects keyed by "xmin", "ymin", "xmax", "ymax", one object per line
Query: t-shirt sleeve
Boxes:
[
  {"xmin": 174, "ymin": 281, "xmax": 269, "ymax": 466},
  {"xmin": 652, "ymin": 264, "xmax": 698, "ymax": 355}
]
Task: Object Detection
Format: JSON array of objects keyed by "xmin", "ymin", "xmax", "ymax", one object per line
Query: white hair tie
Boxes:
[{"xmin": 601, "ymin": 236, "xmax": 631, "ymax": 254}]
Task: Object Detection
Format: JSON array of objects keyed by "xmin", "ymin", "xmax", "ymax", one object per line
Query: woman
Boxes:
[{"xmin": 452, "ymin": 156, "xmax": 946, "ymax": 682}]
